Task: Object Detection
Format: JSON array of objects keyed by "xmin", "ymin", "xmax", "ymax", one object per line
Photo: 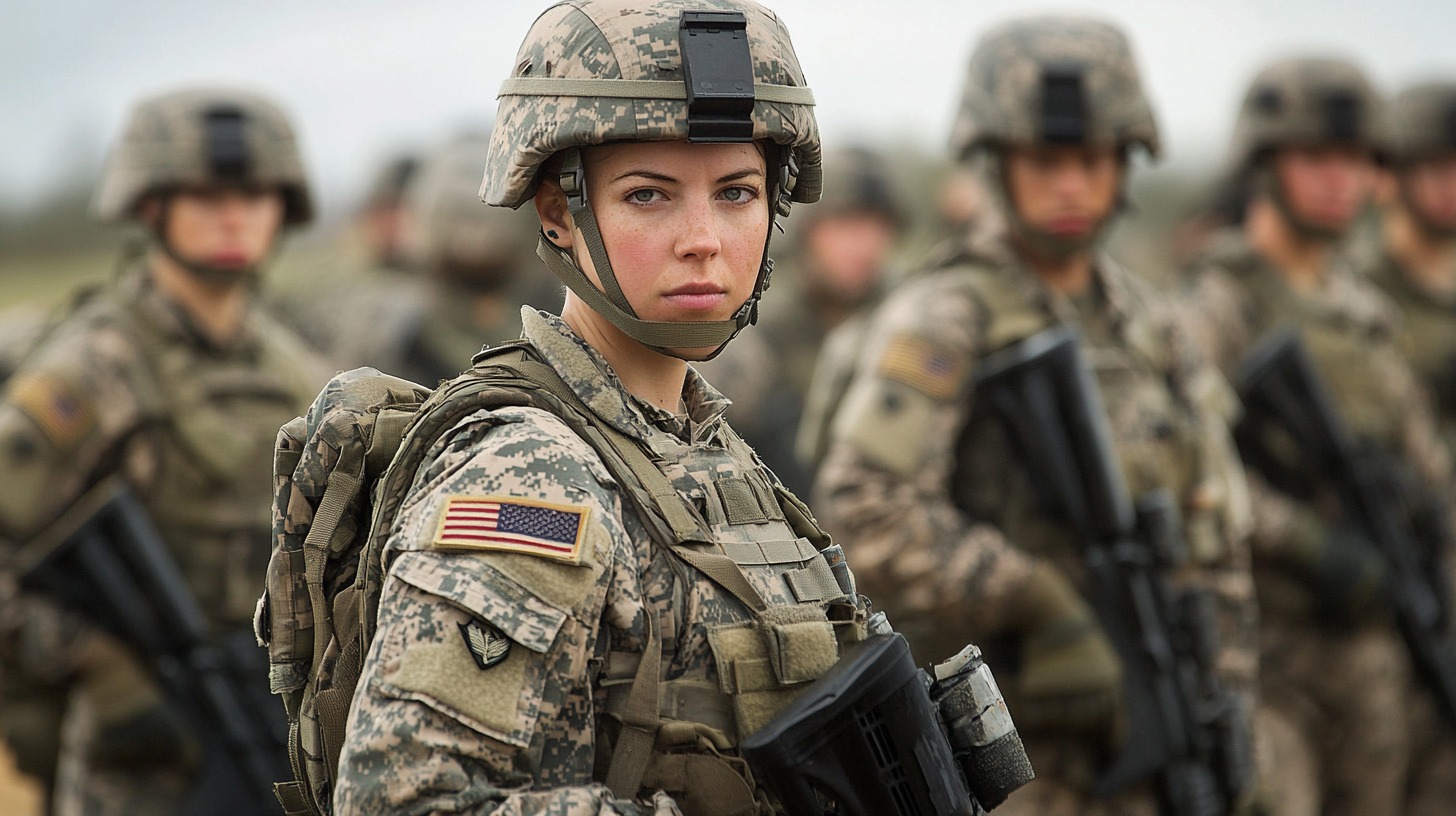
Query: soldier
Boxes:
[
  {"xmin": 811, "ymin": 16, "xmax": 1257, "ymax": 815},
  {"xmin": 328, "ymin": 131, "xmax": 542, "ymax": 386},
  {"xmin": 697, "ymin": 146, "xmax": 906, "ymax": 496},
  {"xmin": 356, "ymin": 154, "xmax": 420, "ymax": 274},
  {"xmin": 331, "ymin": 1, "xmax": 1028, "ymax": 813},
  {"xmin": 1181, "ymin": 57, "xmax": 1449, "ymax": 816},
  {"xmin": 0, "ymin": 86, "xmax": 326, "ymax": 815},
  {"xmin": 1357, "ymin": 82, "xmax": 1456, "ymax": 450}
]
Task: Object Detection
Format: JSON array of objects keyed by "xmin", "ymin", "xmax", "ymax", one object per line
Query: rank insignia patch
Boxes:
[
  {"xmin": 432, "ymin": 496, "xmax": 589, "ymax": 563},
  {"xmin": 877, "ymin": 335, "xmax": 968, "ymax": 400},
  {"xmin": 459, "ymin": 619, "xmax": 511, "ymax": 670}
]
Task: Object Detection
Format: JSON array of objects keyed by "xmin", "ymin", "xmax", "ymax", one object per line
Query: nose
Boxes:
[{"xmin": 674, "ymin": 197, "xmax": 722, "ymax": 261}]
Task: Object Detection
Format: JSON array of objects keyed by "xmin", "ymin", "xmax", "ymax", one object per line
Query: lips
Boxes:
[
  {"xmin": 206, "ymin": 249, "xmax": 252, "ymax": 267},
  {"xmin": 663, "ymin": 281, "xmax": 728, "ymax": 312},
  {"xmin": 1046, "ymin": 216, "xmax": 1094, "ymax": 235}
]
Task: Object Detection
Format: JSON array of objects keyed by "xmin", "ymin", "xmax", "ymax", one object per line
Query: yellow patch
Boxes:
[
  {"xmin": 877, "ymin": 335, "xmax": 968, "ymax": 400},
  {"xmin": 431, "ymin": 495, "xmax": 589, "ymax": 564},
  {"xmin": 7, "ymin": 373, "xmax": 94, "ymax": 451}
]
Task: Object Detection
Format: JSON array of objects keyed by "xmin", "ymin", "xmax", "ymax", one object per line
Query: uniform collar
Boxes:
[
  {"xmin": 520, "ymin": 307, "xmax": 731, "ymax": 445},
  {"xmin": 122, "ymin": 262, "xmax": 265, "ymax": 357}
]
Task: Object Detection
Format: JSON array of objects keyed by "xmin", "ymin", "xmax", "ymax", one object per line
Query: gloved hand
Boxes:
[
  {"xmin": 74, "ymin": 630, "xmax": 198, "ymax": 772},
  {"xmin": 1288, "ymin": 521, "xmax": 1391, "ymax": 626},
  {"xmin": 1004, "ymin": 562, "xmax": 1124, "ymax": 743}
]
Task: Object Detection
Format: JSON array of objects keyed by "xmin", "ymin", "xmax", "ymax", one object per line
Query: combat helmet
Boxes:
[
  {"xmin": 405, "ymin": 131, "xmax": 539, "ymax": 290},
  {"xmin": 94, "ymin": 86, "xmax": 313, "ymax": 225},
  {"xmin": 1229, "ymin": 56, "xmax": 1387, "ymax": 173},
  {"xmin": 1389, "ymin": 81, "xmax": 1456, "ymax": 165},
  {"xmin": 807, "ymin": 147, "xmax": 906, "ymax": 230},
  {"xmin": 483, "ymin": 0, "xmax": 821, "ymax": 358},
  {"xmin": 949, "ymin": 15, "xmax": 1160, "ymax": 162}
]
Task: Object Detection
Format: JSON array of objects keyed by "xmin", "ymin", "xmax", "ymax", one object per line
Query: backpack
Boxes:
[{"xmin": 255, "ymin": 343, "xmax": 827, "ymax": 816}]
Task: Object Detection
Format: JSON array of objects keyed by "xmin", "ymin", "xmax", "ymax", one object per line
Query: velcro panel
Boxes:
[
  {"xmin": 784, "ymin": 557, "xmax": 845, "ymax": 604},
  {"xmin": 714, "ymin": 477, "xmax": 767, "ymax": 524}
]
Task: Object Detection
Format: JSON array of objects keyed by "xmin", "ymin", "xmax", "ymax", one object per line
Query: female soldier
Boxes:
[{"xmin": 330, "ymin": 1, "xmax": 953, "ymax": 814}]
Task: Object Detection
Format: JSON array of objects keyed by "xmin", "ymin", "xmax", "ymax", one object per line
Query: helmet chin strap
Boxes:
[{"xmin": 539, "ymin": 146, "xmax": 794, "ymax": 362}]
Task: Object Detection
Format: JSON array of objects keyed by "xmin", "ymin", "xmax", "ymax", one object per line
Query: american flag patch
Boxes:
[
  {"xmin": 432, "ymin": 496, "xmax": 589, "ymax": 563},
  {"xmin": 877, "ymin": 334, "xmax": 968, "ymax": 400}
]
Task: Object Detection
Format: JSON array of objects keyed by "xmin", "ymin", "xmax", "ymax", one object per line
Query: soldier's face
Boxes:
[
  {"xmin": 1273, "ymin": 146, "xmax": 1375, "ymax": 232},
  {"xmin": 803, "ymin": 212, "xmax": 897, "ymax": 304},
  {"xmin": 156, "ymin": 187, "xmax": 286, "ymax": 271},
  {"xmin": 1401, "ymin": 154, "xmax": 1456, "ymax": 233},
  {"xmin": 1003, "ymin": 145, "xmax": 1122, "ymax": 241},
  {"xmin": 560, "ymin": 140, "xmax": 769, "ymax": 352}
]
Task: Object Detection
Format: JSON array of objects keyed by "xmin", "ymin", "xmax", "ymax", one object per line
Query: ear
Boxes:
[
  {"xmin": 533, "ymin": 179, "xmax": 575, "ymax": 250},
  {"xmin": 137, "ymin": 195, "xmax": 163, "ymax": 230}
]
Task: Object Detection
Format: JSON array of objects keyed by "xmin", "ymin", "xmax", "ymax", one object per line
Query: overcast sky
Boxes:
[{"xmin": 5, "ymin": 0, "xmax": 1454, "ymax": 219}]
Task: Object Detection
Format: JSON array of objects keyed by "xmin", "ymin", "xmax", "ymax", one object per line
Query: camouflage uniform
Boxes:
[
  {"xmin": 816, "ymin": 229, "xmax": 1256, "ymax": 816},
  {"xmin": 812, "ymin": 16, "xmax": 1256, "ymax": 816},
  {"xmin": 339, "ymin": 308, "xmax": 876, "ymax": 815},
  {"xmin": 1180, "ymin": 57, "xmax": 1445, "ymax": 816},
  {"xmin": 0, "ymin": 87, "xmax": 326, "ymax": 815},
  {"xmin": 1344, "ymin": 80, "xmax": 1456, "ymax": 816},
  {"xmin": 334, "ymin": 2, "xmax": 911, "ymax": 814}
]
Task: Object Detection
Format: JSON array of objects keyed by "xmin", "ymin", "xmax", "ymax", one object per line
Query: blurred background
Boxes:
[{"xmin": 1, "ymin": 0, "xmax": 1453, "ymax": 807}]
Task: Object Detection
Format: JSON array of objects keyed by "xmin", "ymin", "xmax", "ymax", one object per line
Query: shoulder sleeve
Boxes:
[
  {"xmin": 336, "ymin": 404, "xmax": 678, "ymax": 815},
  {"xmin": 814, "ymin": 273, "xmax": 1036, "ymax": 638},
  {"xmin": 0, "ymin": 317, "xmax": 146, "ymax": 539}
]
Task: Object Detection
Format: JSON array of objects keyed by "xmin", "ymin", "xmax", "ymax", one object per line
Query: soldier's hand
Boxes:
[
  {"xmin": 1005, "ymin": 563, "xmax": 1124, "ymax": 743},
  {"xmin": 75, "ymin": 630, "xmax": 199, "ymax": 771},
  {"xmin": 1290, "ymin": 522, "xmax": 1391, "ymax": 626}
]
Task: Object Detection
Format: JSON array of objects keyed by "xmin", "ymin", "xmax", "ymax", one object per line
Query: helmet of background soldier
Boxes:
[
  {"xmin": 1388, "ymin": 81, "xmax": 1456, "ymax": 166},
  {"xmin": 94, "ymin": 86, "xmax": 313, "ymax": 225},
  {"xmin": 481, "ymin": 0, "xmax": 821, "ymax": 358},
  {"xmin": 1229, "ymin": 56, "xmax": 1387, "ymax": 173},
  {"xmin": 949, "ymin": 14, "xmax": 1160, "ymax": 162},
  {"xmin": 404, "ymin": 131, "xmax": 538, "ymax": 290},
  {"xmin": 803, "ymin": 147, "xmax": 906, "ymax": 231},
  {"xmin": 363, "ymin": 154, "xmax": 420, "ymax": 213}
]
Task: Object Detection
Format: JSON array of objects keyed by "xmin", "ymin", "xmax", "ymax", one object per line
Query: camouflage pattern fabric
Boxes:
[
  {"xmin": 0, "ymin": 264, "xmax": 326, "ymax": 815},
  {"xmin": 93, "ymin": 86, "xmax": 312, "ymax": 224},
  {"xmin": 812, "ymin": 224, "xmax": 1257, "ymax": 811},
  {"xmin": 482, "ymin": 0, "xmax": 821, "ymax": 209},
  {"xmin": 1180, "ymin": 228, "xmax": 1452, "ymax": 816},
  {"xmin": 948, "ymin": 15, "xmax": 1160, "ymax": 161},
  {"xmin": 1227, "ymin": 57, "xmax": 1388, "ymax": 174},
  {"xmin": 1388, "ymin": 81, "xmax": 1456, "ymax": 164},
  {"xmin": 335, "ymin": 308, "xmax": 865, "ymax": 815},
  {"xmin": 695, "ymin": 268, "xmax": 887, "ymax": 498},
  {"xmin": 1353, "ymin": 236, "xmax": 1456, "ymax": 451}
]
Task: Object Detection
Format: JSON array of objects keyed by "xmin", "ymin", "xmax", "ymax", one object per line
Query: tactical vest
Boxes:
[
  {"xmin": 266, "ymin": 341, "xmax": 864, "ymax": 816},
  {"xmin": 1218, "ymin": 248, "xmax": 1405, "ymax": 451},
  {"xmin": 1367, "ymin": 252, "xmax": 1456, "ymax": 444},
  {"xmin": 86, "ymin": 281, "xmax": 318, "ymax": 629},
  {"xmin": 947, "ymin": 262, "xmax": 1238, "ymax": 598}
]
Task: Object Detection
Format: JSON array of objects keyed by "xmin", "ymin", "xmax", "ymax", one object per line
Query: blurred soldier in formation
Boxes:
[
  {"xmin": 1348, "ymin": 79, "xmax": 1456, "ymax": 816},
  {"xmin": 697, "ymin": 146, "xmax": 906, "ymax": 496},
  {"xmin": 0, "ymin": 86, "xmax": 326, "ymax": 815},
  {"xmin": 1181, "ymin": 57, "xmax": 1454, "ymax": 816},
  {"xmin": 1356, "ymin": 82, "xmax": 1456, "ymax": 449},
  {"xmin": 811, "ymin": 16, "xmax": 1257, "ymax": 815},
  {"xmin": 327, "ymin": 131, "xmax": 543, "ymax": 386},
  {"xmin": 270, "ymin": 153, "xmax": 421, "ymax": 349}
]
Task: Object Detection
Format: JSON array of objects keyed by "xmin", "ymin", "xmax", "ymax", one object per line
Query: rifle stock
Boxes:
[
  {"xmin": 973, "ymin": 327, "xmax": 1247, "ymax": 816},
  {"xmin": 17, "ymin": 478, "xmax": 288, "ymax": 816},
  {"xmin": 1235, "ymin": 331, "xmax": 1456, "ymax": 728}
]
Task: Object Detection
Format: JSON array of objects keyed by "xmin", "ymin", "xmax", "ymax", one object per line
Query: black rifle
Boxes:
[
  {"xmin": 17, "ymin": 478, "xmax": 288, "ymax": 816},
  {"xmin": 1234, "ymin": 331, "xmax": 1456, "ymax": 727},
  {"xmin": 971, "ymin": 327, "xmax": 1250, "ymax": 816}
]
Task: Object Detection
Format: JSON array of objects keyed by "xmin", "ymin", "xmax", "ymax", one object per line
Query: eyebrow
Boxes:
[{"xmin": 611, "ymin": 167, "xmax": 765, "ymax": 184}]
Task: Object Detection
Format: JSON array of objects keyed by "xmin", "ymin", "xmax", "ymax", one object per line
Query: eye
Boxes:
[
  {"xmin": 627, "ymin": 189, "xmax": 662, "ymax": 204},
  {"xmin": 720, "ymin": 185, "xmax": 759, "ymax": 204}
]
